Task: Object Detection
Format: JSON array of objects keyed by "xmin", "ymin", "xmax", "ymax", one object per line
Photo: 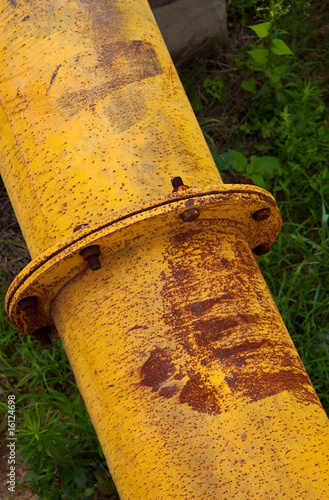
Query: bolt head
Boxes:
[
  {"xmin": 18, "ymin": 296, "xmax": 38, "ymax": 320},
  {"xmin": 171, "ymin": 176, "xmax": 189, "ymax": 193},
  {"xmin": 253, "ymin": 243, "xmax": 271, "ymax": 256},
  {"xmin": 242, "ymin": 178, "xmax": 254, "ymax": 185},
  {"xmin": 32, "ymin": 327, "xmax": 52, "ymax": 349},
  {"xmin": 181, "ymin": 208, "xmax": 200, "ymax": 222},
  {"xmin": 171, "ymin": 176, "xmax": 184, "ymax": 190},
  {"xmin": 252, "ymin": 208, "xmax": 271, "ymax": 222},
  {"xmin": 80, "ymin": 245, "xmax": 101, "ymax": 271}
]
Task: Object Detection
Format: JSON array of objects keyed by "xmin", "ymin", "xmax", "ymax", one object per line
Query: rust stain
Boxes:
[
  {"xmin": 186, "ymin": 293, "xmax": 232, "ymax": 316},
  {"xmin": 192, "ymin": 315, "xmax": 260, "ymax": 347},
  {"xmin": 128, "ymin": 324, "xmax": 148, "ymax": 331},
  {"xmin": 159, "ymin": 385, "xmax": 180, "ymax": 399},
  {"xmin": 147, "ymin": 226, "xmax": 320, "ymax": 415},
  {"xmin": 98, "ymin": 41, "xmax": 162, "ymax": 80},
  {"xmin": 58, "ymin": 41, "xmax": 163, "ymax": 116},
  {"xmin": 79, "ymin": 0, "xmax": 124, "ymax": 34},
  {"xmin": 179, "ymin": 373, "xmax": 220, "ymax": 415},
  {"xmin": 225, "ymin": 366, "xmax": 319, "ymax": 406},
  {"xmin": 140, "ymin": 347, "xmax": 175, "ymax": 392},
  {"xmin": 211, "ymin": 339, "xmax": 268, "ymax": 366}
]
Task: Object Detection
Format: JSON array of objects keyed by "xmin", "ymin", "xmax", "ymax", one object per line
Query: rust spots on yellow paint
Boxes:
[
  {"xmin": 224, "ymin": 345, "xmax": 320, "ymax": 406},
  {"xmin": 140, "ymin": 346, "xmax": 222, "ymax": 415},
  {"xmin": 185, "ymin": 296, "xmax": 233, "ymax": 317},
  {"xmin": 179, "ymin": 372, "xmax": 220, "ymax": 415},
  {"xmin": 58, "ymin": 41, "xmax": 163, "ymax": 116},
  {"xmin": 159, "ymin": 385, "xmax": 180, "ymax": 399},
  {"xmin": 98, "ymin": 41, "xmax": 162, "ymax": 80},
  {"xmin": 140, "ymin": 347, "xmax": 175, "ymax": 392},
  {"xmin": 136, "ymin": 225, "xmax": 320, "ymax": 416}
]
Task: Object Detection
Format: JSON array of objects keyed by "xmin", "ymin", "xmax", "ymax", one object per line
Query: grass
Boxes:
[
  {"xmin": 0, "ymin": 272, "xmax": 118, "ymax": 499},
  {"xmin": 1, "ymin": 0, "xmax": 329, "ymax": 497}
]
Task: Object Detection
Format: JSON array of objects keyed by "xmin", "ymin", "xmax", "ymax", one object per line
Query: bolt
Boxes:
[
  {"xmin": 80, "ymin": 245, "xmax": 101, "ymax": 271},
  {"xmin": 252, "ymin": 208, "xmax": 271, "ymax": 222},
  {"xmin": 32, "ymin": 327, "xmax": 52, "ymax": 349},
  {"xmin": 171, "ymin": 176, "xmax": 184, "ymax": 191},
  {"xmin": 181, "ymin": 208, "xmax": 200, "ymax": 222},
  {"xmin": 171, "ymin": 176, "xmax": 189, "ymax": 192},
  {"xmin": 253, "ymin": 243, "xmax": 271, "ymax": 256},
  {"xmin": 73, "ymin": 224, "xmax": 89, "ymax": 232},
  {"xmin": 242, "ymin": 178, "xmax": 254, "ymax": 185},
  {"xmin": 18, "ymin": 296, "xmax": 38, "ymax": 320}
]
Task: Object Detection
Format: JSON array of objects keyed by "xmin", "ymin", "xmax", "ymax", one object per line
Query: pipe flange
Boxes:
[{"xmin": 6, "ymin": 184, "xmax": 282, "ymax": 338}]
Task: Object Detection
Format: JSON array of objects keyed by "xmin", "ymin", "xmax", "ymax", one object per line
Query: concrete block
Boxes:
[{"xmin": 149, "ymin": 0, "xmax": 227, "ymax": 59}]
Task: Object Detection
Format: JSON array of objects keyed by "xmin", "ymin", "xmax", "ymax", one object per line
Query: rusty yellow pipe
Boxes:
[{"xmin": 1, "ymin": 0, "xmax": 329, "ymax": 498}]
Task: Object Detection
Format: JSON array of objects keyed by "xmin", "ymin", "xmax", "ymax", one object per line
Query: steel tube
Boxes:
[
  {"xmin": 1, "ymin": 0, "xmax": 329, "ymax": 498},
  {"xmin": 52, "ymin": 223, "xmax": 329, "ymax": 498}
]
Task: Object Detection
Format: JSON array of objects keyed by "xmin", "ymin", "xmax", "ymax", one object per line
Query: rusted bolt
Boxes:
[
  {"xmin": 252, "ymin": 208, "xmax": 271, "ymax": 222},
  {"xmin": 73, "ymin": 224, "xmax": 89, "ymax": 232},
  {"xmin": 181, "ymin": 208, "xmax": 200, "ymax": 222},
  {"xmin": 242, "ymin": 177, "xmax": 254, "ymax": 185},
  {"xmin": 80, "ymin": 245, "xmax": 101, "ymax": 271},
  {"xmin": 171, "ymin": 176, "xmax": 189, "ymax": 192},
  {"xmin": 253, "ymin": 243, "xmax": 271, "ymax": 256},
  {"xmin": 171, "ymin": 176, "xmax": 184, "ymax": 191},
  {"xmin": 18, "ymin": 296, "xmax": 38, "ymax": 320},
  {"xmin": 32, "ymin": 327, "xmax": 52, "ymax": 349}
]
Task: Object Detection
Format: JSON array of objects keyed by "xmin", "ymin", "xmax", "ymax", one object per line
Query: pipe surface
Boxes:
[
  {"xmin": 0, "ymin": 0, "xmax": 220, "ymax": 259},
  {"xmin": 52, "ymin": 223, "xmax": 329, "ymax": 498},
  {"xmin": 1, "ymin": 0, "xmax": 329, "ymax": 498}
]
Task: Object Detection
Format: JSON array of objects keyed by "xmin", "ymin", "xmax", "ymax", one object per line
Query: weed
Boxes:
[
  {"xmin": 0, "ymin": 1, "xmax": 328, "ymax": 498},
  {"xmin": 0, "ymin": 279, "xmax": 118, "ymax": 499}
]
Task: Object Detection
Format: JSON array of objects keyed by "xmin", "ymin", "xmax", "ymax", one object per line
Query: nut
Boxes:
[
  {"xmin": 253, "ymin": 243, "xmax": 271, "ymax": 256},
  {"xmin": 242, "ymin": 178, "xmax": 254, "ymax": 185},
  {"xmin": 80, "ymin": 245, "xmax": 101, "ymax": 271},
  {"xmin": 171, "ymin": 176, "xmax": 189, "ymax": 193},
  {"xmin": 252, "ymin": 208, "xmax": 271, "ymax": 222},
  {"xmin": 181, "ymin": 208, "xmax": 200, "ymax": 222},
  {"xmin": 18, "ymin": 296, "xmax": 38, "ymax": 320},
  {"xmin": 32, "ymin": 327, "xmax": 52, "ymax": 349},
  {"xmin": 171, "ymin": 176, "xmax": 184, "ymax": 190}
]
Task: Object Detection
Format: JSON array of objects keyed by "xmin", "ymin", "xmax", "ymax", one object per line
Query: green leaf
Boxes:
[
  {"xmin": 83, "ymin": 488, "xmax": 96, "ymax": 498},
  {"xmin": 72, "ymin": 467, "xmax": 87, "ymax": 489},
  {"xmin": 231, "ymin": 150, "xmax": 248, "ymax": 172},
  {"xmin": 249, "ymin": 156, "xmax": 280, "ymax": 175},
  {"xmin": 247, "ymin": 48, "xmax": 269, "ymax": 65},
  {"xmin": 265, "ymin": 69, "xmax": 280, "ymax": 83},
  {"xmin": 250, "ymin": 173, "xmax": 266, "ymax": 187},
  {"xmin": 246, "ymin": 162, "xmax": 254, "ymax": 175},
  {"xmin": 248, "ymin": 22, "xmax": 271, "ymax": 38},
  {"xmin": 212, "ymin": 151, "xmax": 233, "ymax": 171},
  {"xmin": 315, "ymin": 105, "xmax": 324, "ymax": 116},
  {"xmin": 203, "ymin": 76, "xmax": 224, "ymax": 102},
  {"xmin": 241, "ymin": 78, "xmax": 257, "ymax": 94},
  {"xmin": 212, "ymin": 150, "xmax": 248, "ymax": 172},
  {"xmin": 271, "ymin": 38, "xmax": 294, "ymax": 56}
]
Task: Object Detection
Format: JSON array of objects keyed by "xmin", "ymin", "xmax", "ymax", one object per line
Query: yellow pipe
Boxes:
[
  {"xmin": 1, "ymin": 0, "xmax": 329, "ymax": 498},
  {"xmin": 0, "ymin": 0, "xmax": 220, "ymax": 259}
]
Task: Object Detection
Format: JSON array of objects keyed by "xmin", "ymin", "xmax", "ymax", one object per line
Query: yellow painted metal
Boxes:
[
  {"xmin": 5, "ymin": 184, "xmax": 282, "ymax": 337},
  {"xmin": 0, "ymin": 0, "xmax": 219, "ymax": 259},
  {"xmin": 52, "ymin": 221, "xmax": 329, "ymax": 499},
  {"xmin": 0, "ymin": 0, "xmax": 329, "ymax": 498}
]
